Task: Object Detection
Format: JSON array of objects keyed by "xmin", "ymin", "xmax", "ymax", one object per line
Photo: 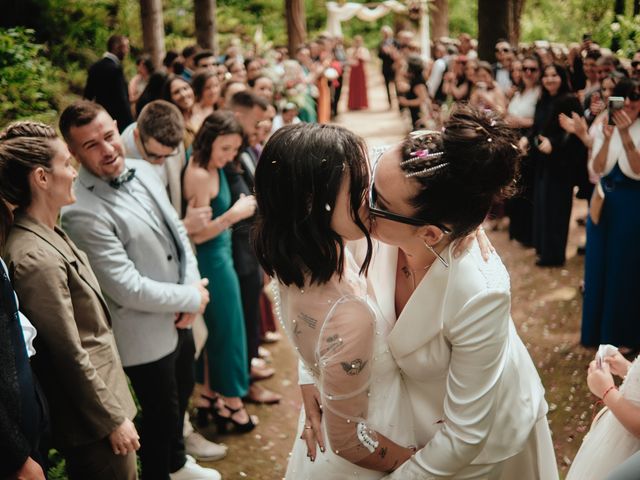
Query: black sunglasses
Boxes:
[
  {"xmin": 368, "ymin": 157, "xmax": 452, "ymax": 234},
  {"xmin": 627, "ymin": 92, "xmax": 640, "ymax": 101},
  {"xmin": 523, "ymin": 66, "xmax": 539, "ymax": 73},
  {"xmin": 495, "ymin": 47, "xmax": 511, "ymax": 53}
]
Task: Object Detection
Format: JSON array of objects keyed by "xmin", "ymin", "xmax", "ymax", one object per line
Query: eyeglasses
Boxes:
[
  {"xmin": 627, "ymin": 92, "xmax": 640, "ymax": 101},
  {"xmin": 523, "ymin": 66, "xmax": 539, "ymax": 73},
  {"xmin": 140, "ymin": 137, "xmax": 179, "ymax": 162},
  {"xmin": 368, "ymin": 157, "xmax": 452, "ymax": 234},
  {"xmin": 495, "ymin": 47, "xmax": 511, "ymax": 53}
]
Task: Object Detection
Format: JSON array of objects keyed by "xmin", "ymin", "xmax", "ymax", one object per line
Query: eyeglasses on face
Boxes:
[
  {"xmin": 140, "ymin": 138, "xmax": 179, "ymax": 161},
  {"xmin": 495, "ymin": 47, "xmax": 511, "ymax": 53},
  {"xmin": 523, "ymin": 66, "xmax": 539, "ymax": 73},
  {"xmin": 368, "ymin": 158, "xmax": 452, "ymax": 234}
]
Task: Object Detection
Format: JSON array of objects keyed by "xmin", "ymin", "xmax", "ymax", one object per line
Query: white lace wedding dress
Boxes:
[
  {"xmin": 273, "ymin": 250, "xmax": 415, "ymax": 479},
  {"xmin": 566, "ymin": 356, "xmax": 640, "ymax": 479}
]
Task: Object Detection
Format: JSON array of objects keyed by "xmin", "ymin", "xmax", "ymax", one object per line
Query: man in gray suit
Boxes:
[{"xmin": 59, "ymin": 101, "xmax": 220, "ymax": 480}]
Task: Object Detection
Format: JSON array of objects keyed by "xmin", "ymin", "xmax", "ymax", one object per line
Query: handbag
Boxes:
[{"xmin": 589, "ymin": 180, "xmax": 605, "ymax": 225}]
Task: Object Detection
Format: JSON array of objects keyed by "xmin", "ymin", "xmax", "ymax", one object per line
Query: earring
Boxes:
[
  {"xmin": 325, "ymin": 203, "xmax": 331, "ymax": 212},
  {"xmin": 423, "ymin": 239, "xmax": 449, "ymax": 268}
]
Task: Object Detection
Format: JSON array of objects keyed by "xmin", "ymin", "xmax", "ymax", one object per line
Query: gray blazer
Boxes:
[{"xmin": 61, "ymin": 159, "xmax": 201, "ymax": 367}]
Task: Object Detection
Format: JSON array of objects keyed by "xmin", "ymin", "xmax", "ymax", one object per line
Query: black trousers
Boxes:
[
  {"xmin": 124, "ymin": 328, "xmax": 195, "ymax": 480},
  {"xmin": 238, "ymin": 270, "xmax": 262, "ymax": 378}
]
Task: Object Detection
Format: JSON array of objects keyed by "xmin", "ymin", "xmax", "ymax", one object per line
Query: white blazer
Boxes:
[{"xmin": 365, "ymin": 240, "xmax": 548, "ymax": 478}]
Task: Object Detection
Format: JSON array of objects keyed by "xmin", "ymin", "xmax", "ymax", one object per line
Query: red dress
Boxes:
[{"xmin": 348, "ymin": 58, "xmax": 369, "ymax": 110}]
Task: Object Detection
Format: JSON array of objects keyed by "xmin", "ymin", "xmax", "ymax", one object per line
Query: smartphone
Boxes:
[
  {"xmin": 608, "ymin": 96, "xmax": 625, "ymax": 125},
  {"xmin": 582, "ymin": 33, "xmax": 592, "ymax": 42}
]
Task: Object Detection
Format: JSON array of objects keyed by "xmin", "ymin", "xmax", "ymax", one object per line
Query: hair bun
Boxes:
[{"xmin": 442, "ymin": 104, "xmax": 520, "ymax": 202}]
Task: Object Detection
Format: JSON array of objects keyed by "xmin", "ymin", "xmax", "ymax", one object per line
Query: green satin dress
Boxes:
[{"xmin": 196, "ymin": 168, "xmax": 249, "ymax": 396}]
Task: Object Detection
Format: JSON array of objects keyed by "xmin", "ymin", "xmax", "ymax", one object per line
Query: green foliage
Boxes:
[{"xmin": 0, "ymin": 27, "xmax": 63, "ymax": 126}]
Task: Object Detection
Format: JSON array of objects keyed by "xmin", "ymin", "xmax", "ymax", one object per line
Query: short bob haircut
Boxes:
[
  {"xmin": 191, "ymin": 111, "xmax": 243, "ymax": 169},
  {"xmin": 252, "ymin": 123, "xmax": 372, "ymax": 288}
]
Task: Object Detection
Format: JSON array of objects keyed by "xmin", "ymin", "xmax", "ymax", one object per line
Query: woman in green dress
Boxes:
[{"xmin": 183, "ymin": 111, "xmax": 258, "ymax": 432}]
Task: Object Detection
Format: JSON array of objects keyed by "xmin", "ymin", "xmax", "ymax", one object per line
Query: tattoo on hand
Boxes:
[
  {"xmin": 340, "ymin": 358, "xmax": 368, "ymax": 375},
  {"xmin": 379, "ymin": 447, "xmax": 387, "ymax": 459}
]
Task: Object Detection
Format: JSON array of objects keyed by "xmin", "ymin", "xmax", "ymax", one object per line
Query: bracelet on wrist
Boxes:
[{"xmin": 602, "ymin": 385, "xmax": 618, "ymax": 402}]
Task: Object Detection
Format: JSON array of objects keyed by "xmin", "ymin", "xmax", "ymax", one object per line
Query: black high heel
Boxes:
[
  {"xmin": 212, "ymin": 403, "xmax": 256, "ymax": 434},
  {"xmin": 194, "ymin": 393, "xmax": 219, "ymax": 428}
]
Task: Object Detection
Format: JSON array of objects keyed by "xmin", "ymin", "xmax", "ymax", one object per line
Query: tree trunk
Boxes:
[
  {"xmin": 194, "ymin": 0, "xmax": 217, "ymax": 53},
  {"xmin": 477, "ymin": 0, "xmax": 524, "ymax": 62},
  {"xmin": 139, "ymin": 0, "xmax": 165, "ymax": 70},
  {"xmin": 612, "ymin": 0, "xmax": 625, "ymax": 52},
  {"xmin": 285, "ymin": 0, "xmax": 306, "ymax": 57},
  {"xmin": 477, "ymin": 0, "xmax": 509, "ymax": 62},
  {"xmin": 634, "ymin": 0, "xmax": 639, "ymax": 16},
  {"xmin": 430, "ymin": 0, "xmax": 449, "ymax": 40}
]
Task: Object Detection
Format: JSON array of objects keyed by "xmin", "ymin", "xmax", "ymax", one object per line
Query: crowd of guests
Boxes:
[{"xmin": 2, "ymin": 24, "xmax": 640, "ymax": 479}]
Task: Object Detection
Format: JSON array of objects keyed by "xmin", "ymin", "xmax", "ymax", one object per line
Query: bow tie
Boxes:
[{"xmin": 109, "ymin": 168, "xmax": 136, "ymax": 189}]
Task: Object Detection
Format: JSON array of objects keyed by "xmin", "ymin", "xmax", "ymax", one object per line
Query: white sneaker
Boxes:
[
  {"xmin": 185, "ymin": 431, "xmax": 227, "ymax": 461},
  {"xmin": 170, "ymin": 455, "xmax": 221, "ymax": 480}
]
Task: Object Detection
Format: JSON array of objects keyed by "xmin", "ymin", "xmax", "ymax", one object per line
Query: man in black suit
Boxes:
[
  {"xmin": 224, "ymin": 91, "xmax": 281, "ymax": 405},
  {"xmin": 84, "ymin": 35, "xmax": 134, "ymax": 132}
]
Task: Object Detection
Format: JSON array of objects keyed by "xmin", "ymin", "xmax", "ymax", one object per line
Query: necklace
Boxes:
[{"xmin": 400, "ymin": 257, "xmax": 435, "ymax": 290}]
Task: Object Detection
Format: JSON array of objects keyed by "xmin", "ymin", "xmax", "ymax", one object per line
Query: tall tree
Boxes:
[
  {"xmin": 285, "ymin": 0, "xmax": 306, "ymax": 57},
  {"xmin": 194, "ymin": 0, "xmax": 217, "ymax": 53},
  {"xmin": 430, "ymin": 0, "xmax": 449, "ymax": 40},
  {"xmin": 139, "ymin": 0, "xmax": 165, "ymax": 69},
  {"xmin": 477, "ymin": 0, "xmax": 525, "ymax": 62}
]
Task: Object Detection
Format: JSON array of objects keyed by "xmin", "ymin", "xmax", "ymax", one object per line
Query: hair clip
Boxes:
[
  {"xmin": 405, "ymin": 162, "xmax": 449, "ymax": 178},
  {"xmin": 490, "ymin": 119, "xmax": 496, "ymax": 127},
  {"xmin": 511, "ymin": 143, "xmax": 519, "ymax": 151},
  {"xmin": 487, "ymin": 137, "xmax": 493, "ymax": 143},
  {"xmin": 401, "ymin": 150, "xmax": 445, "ymax": 167},
  {"xmin": 409, "ymin": 129, "xmax": 439, "ymax": 139}
]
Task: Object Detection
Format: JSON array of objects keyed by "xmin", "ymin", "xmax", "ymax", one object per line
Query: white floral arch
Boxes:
[{"xmin": 326, "ymin": 1, "xmax": 431, "ymax": 58}]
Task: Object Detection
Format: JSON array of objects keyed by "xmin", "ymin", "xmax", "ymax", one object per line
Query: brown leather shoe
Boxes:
[{"xmin": 244, "ymin": 383, "xmax": 282, "ymax": 404}]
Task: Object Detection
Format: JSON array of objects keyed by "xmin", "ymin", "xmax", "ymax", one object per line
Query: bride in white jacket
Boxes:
[{"xmin": 363, "ymin": 105, "xmax": 558, "ymax": 479}]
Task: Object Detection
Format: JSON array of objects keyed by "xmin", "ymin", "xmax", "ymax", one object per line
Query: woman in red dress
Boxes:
[{"xmin": 348, "ymin": 36, "xmax": 370, "ymax": 111}]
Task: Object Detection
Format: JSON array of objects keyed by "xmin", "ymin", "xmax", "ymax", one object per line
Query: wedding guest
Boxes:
[
  {"xmin": 129, "ymin": 55, "xmax": 154, "ymax": 111},
  {"xmin": 378, "ymin": 25, "xmax": 398, "ymax": 108},
  {"xmin": 469, "ymin": 61, "xmax": 508, "ymax": 114},
  {"xmin": 529, "ymin": 64, "xmax": 585, "ymax": 266},
  {"xmin": 183, "ymin": 111, "xmax": 260, "ymax": 431},
  {"xmin": 135, "ymin": 71, "xmax": 169, "ymax": 117},
  {"xmin": 566, "ymin": 350, "xmax": 640, "ymax": 479},
  {"xmin": 398, "ymin": 55, "xmax": 429, "ymax": 128},
  {"xmin": 582, "ymin": 78, "xmax": 640, "ymax": 349},
  {"xmin": 84, "ymin": 34, "xmax": 133, "ymax": 132},
  {"xmin": 194, "ymin": 50, "xmax": 218, "ymax": 73},
  {"xmin": 120, "ymin": 100, "xmax": 227, "ymax": 461},
  {"xmin": 191, "ymin": 71, "xmax": 221, "ymax": 132},
  {"xmin": 163, "ymin": 75, "xmax": 197, "ymax": 150},
  {"xmin": 1, "ymin": 121, "xmax": 139, "ymax": 479},
  {"xmin": 181, "ymin": 45, "xmax": 200, "ymax": 82},
  {"xmin": 347, "ymin": 35, "xmax": 370, "ymax": 111},
  {"xmin": 59, "ymin": 101, "xmax": 219, "ymax": 480},
  {"xmin": 506, "ymin": 55, "xmax": 542, "ymax": 247},
  {"xmin": 250, "ymin": 75, "xmax": 275, "ymax": 104}
]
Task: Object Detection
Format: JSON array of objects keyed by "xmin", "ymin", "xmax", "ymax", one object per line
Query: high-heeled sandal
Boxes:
[
  {"xmin": 213, "ymin": 402, "xmax": 256, "ymax": 434},
  {"xmin": 194, "ymin": 394, "xmax": 219, "ymax": 428}
]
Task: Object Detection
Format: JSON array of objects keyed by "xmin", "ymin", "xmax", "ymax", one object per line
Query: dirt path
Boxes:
[{"xmin": 200, "ymin": 65, "xmax": 591, "ymax": 480}]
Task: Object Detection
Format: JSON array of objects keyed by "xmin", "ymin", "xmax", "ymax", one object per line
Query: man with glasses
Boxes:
[
  {"xmin": 120, "ymin": 101, "xmax": 230, "ymax": 463},
  {"xmin": 492, "ymin": 39, "xmax": 514, "ymax": 95}
]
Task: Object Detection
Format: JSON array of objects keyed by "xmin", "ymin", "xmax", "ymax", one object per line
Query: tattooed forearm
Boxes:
[
  {"xmin": 379, "ymin": 447, "xmax": 387, "ymax": 459},
  {"xmin": 298, "ymin": 312, "xmax": 318, "ymax": 329},
  {"xmin": 340, "ymin": 359, "xmax": 368, "ymax": 375}
]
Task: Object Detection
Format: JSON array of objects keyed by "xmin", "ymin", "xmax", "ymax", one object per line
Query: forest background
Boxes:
[{"xmin": 2, "ymin": 0, "xmax": 640, "ymax": 128}]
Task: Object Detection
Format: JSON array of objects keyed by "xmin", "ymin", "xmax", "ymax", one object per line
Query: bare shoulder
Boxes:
[{"xmin": 183, "ymin": 163, "xmax": 216, "ymax": 200}]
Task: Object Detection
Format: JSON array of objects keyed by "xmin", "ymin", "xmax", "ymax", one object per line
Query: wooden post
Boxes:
[
  {"xmin": 139, "ymin": 0, "xmax": 165, "ymax": 70},
  {"xmin": 194, "ymin": 0, "xmax": 217, "ymax": 53},
  {"xmin": 430, "ymin": 0, "xmax": 449, "ymax": 41},
  {"xmin": 286, "ymin": 0, "xmax": 307, "ymax": 57}
]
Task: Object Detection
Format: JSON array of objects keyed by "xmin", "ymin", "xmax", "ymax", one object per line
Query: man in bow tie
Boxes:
[{"xmin": 58, "ymin": 101, "xmax": 221, "ymax": 480}]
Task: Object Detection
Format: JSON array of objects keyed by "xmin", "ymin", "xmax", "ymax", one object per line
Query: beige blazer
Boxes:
[
  {"xmin": 365, "ymin": 240, "xmax": 547, "ymax": 478},
  {"xmin": 3, "ymin": 213, "xmax": 136, "ymax": 448}
]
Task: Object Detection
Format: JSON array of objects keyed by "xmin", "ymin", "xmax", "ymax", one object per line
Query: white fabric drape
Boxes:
[{"xmin": 326, "ymin": 1, "xmax": 407, "ymax": 37}]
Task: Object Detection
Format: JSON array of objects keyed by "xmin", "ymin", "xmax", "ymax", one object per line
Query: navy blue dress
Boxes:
[{"xmin": 582, "ymin": 164, "xmax": 640, "ymax": 347}]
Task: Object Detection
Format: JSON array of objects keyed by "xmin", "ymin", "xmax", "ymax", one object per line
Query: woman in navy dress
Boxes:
[{"xmin": 582, "ymin": 78, "xmax": 640, "ymax": 349}]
